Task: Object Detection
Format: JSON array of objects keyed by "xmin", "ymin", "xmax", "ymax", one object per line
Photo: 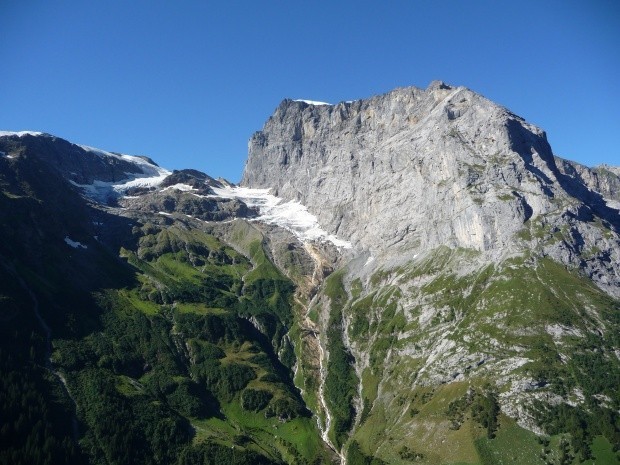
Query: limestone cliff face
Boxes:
[
  {"xmin": 555, "ymin": 157, "xmax": 620, "ymax": 202},
  {"xmin": 242, "ymin": 84, "xmax": 620, "ymax": 454},
  {"xmin": 243, "ymin": 82, "xmax": 552, "ymax": 252},
  {"xmin": 242, "ymin": 81, "xmax": 620, "ymax": 295}
]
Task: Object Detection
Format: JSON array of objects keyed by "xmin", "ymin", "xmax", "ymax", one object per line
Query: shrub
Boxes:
[{"xmin": 241, "ymin": 388, "xmax": 272, "ymax": 412}]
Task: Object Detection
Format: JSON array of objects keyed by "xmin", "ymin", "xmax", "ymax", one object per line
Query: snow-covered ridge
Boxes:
[
  {"xmin": 70, "ymin": 171, "xmax": 170, "ymax": 201},
  {"xmin": 70, "ymin": 145, "xmax": 171, "ymax": 202},
  {"xmin": 77, "ymin": 144, "xmax": 164, "ymax": 176},
  {"xmin": 293, "ymin": 99, "xmax": 332, "ymax": 106},
  {"xmin": 0, "ymin": 132, "xmax": 171, "ymax": 201},
  {"xmin": 210, "ymin": 185, "xmax": 352, "ymax": 249},
  {"xmin": 0, "ymin": 130, "xmax": 44, "ymax": 137}
]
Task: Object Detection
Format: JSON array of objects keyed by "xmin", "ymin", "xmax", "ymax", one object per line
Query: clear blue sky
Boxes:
[{"xmin": 1, "ymin": 0, "xmax": 618, "ymax": 182}]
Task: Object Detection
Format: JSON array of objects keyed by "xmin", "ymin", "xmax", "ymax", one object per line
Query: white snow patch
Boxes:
[
  {"xmin": 70, "ymin": 168, "xmax": 170, "ymax": 201},
  {"xmin": 64, "ymin": 237, "xmax": 87, "ymax": 249},
  {"xmin": 160, "ymin": 183, "xmax": 195, "ymax": 192},
  {"xmin": 0, "ymin": 130, "xmax": 43, "ymax": 137},
  {"xmin": 293, "ymin": 99, "xmax": 332, "ymax": 106},
  {"xmin": 78, "ymin": 144, "xmax": 110, "ymax": 157},
  {"xmin": 158, "ymin": 211, "xmax": 171, "ymax": 216},
  {"xmin": 210, "ymin": 186, "xmax": 352, "ymax": 249}
]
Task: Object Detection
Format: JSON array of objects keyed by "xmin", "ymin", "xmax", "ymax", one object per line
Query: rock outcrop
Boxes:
[{"xmin": 555, "ymin": 157, "xmax": 620, "ymax": 202}]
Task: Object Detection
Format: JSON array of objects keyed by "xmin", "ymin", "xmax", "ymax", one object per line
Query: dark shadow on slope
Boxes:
[
  {"xmin": 0, "ymin": 151, "xmax": 141, "ymax": 339},
  {"xmin": 506, "ymin": 119, "xmax": 620, "ymax": 233},
  {"xmin": 505, "ymin": 118, "xmax": 555, "ymax": 197}
]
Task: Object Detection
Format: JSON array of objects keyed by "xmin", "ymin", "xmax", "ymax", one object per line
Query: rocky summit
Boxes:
[
  {"xmin": 243, "ymin": 81, "xmax": 620, "ymax": 295},
  {"xmin": 0, "ymin": 82, "xmax": 619, "ymax": 465}
]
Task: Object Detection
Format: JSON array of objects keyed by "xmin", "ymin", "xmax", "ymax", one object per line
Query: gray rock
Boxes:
[
  {"xmin": 242, "ymin": 81, "xmax": 620, "ymax": 296},
  {"xmin": 555, "ymin": 157, "xmax": 620, "ymax": 202}
]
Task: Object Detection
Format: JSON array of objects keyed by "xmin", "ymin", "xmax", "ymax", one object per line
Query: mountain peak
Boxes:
[{"xmin": 242, "ymin": 83, "xmax": 620, "ymax": 295}]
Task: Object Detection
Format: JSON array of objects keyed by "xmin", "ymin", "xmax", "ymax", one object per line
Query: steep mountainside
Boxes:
[
  {"xmin": 242, "ymin": 83, "xmax": 620, "ymax": 464},
  {"xmin": 242, "ymin": 82, "xmax": 620, "ymax": 297},
  {"xmin": 1, "ymin": 81, "xmax": 619, "ymax": 465}
]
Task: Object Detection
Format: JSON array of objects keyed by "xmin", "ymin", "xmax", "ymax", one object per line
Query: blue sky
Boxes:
[{"xmin": 1, "ymin": 1, "xmax": 618, "ymax": 182}]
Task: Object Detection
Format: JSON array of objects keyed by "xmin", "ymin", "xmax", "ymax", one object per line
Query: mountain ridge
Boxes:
[{"xmin": 1, "ymin": 81, "xmax": 619, "ymax": 464}]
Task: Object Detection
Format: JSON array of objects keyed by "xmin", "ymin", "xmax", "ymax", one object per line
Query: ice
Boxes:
[
  {"xmin": 161, "ymin": 183, "xmax": 196, "ymax": 192},
  {"xmin": 64, "ymin": 236, "xmax": 87, "ymax": 249},
  {"xmin": 293, "ymin": 99, "xmax": 332, "ymax": 106},
  {"xmin": 78, "ymin": 145, "xmax": 166, "ymax": 178},
  {"xmin": 211, "ymin": 186, "xmax": 352, "ymax": 249},
  {"xmin": 77, "ymin": 144, "xmax": 112, "ymax": 158},
  {"xmin": 70, "ymin": 167, "xmax": 170, "ymax": 202},
  {"xmin": 0, "ymin": 130, "xmax": 44, "ymax": 137}
]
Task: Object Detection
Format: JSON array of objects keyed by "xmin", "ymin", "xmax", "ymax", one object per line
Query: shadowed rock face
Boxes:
[
  {"xmin": 242, "ymin": 81, "xmax": 620, "ymax": 296},
  {"xmin": 160, "ymin": 169, "xmax": 225, "ymax": 190},
  {"xmin": 555, "ymin": 157, "xmax": 620, "ymax": 202},
  {"xmin": 0, "ymin": 133, "xmax": 151, "ymax": 184}
]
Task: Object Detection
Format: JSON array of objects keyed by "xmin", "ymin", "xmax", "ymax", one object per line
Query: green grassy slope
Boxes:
[
  {"xmin": 0, "ymin": 157, "xmax": 333, "ymax": 464},
  {"xmin": 330, "ymin": 248, "xmax": 620, "ymax": 465}
]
